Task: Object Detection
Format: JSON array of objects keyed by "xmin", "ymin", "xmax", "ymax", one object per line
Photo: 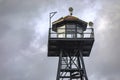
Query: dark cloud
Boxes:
[
  {"xmin": 85, "ymin": 0, "xmax": 120, "ymax": 80},
  {"xmin": 0, "ymin": 0, "xmax": 53, "ymax": 80}
]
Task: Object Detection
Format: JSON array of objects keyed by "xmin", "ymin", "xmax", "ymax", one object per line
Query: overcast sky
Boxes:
[{"xmin": 0, "ymin": 0, "xmax": 120, "ymax": 80}]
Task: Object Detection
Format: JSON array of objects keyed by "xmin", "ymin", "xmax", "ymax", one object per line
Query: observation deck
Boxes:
[{"xmin": 48, "ymin": 28, "xmax": 94, "ymax": 57}]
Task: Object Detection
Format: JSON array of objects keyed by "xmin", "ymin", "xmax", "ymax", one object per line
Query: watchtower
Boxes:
[{"xmin": 48, "ymin": 7, "xmax": 94, "ymax": 80}]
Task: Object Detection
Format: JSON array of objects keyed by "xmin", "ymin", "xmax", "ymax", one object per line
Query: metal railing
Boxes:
[{"xmin": 49, "ymin": 28, "xmax": 94, "ymax": 39}]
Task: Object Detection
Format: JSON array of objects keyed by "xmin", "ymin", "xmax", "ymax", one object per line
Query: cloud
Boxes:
[
  {"xmin": 85, "ymin": 0, "xmax": 120, "ymax": 80},
  {"xmin": 0, "ymin": 0, "xmax": 120, "ymax": 80}
]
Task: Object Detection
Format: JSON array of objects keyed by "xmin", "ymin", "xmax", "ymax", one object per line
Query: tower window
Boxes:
[{"xmin": 66, "ymin": 24, "xmax": 76, "ymax": 38}]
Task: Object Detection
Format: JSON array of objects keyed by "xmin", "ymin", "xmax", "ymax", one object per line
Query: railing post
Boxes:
[
  {"xmin": 90, "ymin": 28, "xmax": 94, "ymax": 38},
  {"xmin": 49, "ymin": 28, "xmax": 51, "ymax": 38}
]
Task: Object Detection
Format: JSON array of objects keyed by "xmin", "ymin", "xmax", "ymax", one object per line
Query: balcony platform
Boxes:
[
  {"xmin": 48, "ymin": 38, "xmax": 94, "ymax": 57},
  {"xmin": 48, "ymin": 28, "xmax": 94, "ymax": 57}
]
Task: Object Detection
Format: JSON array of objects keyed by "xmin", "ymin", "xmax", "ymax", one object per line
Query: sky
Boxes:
[{"xmin": 0, "ymin": 0, "xmax": 120, "ymax": 80}]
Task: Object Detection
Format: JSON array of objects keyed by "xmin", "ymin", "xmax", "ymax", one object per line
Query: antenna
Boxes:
[
  {"xmin": 69, "ymin": 7, "xmax": 73, "ymax": 15},
  {"xmin": 49, "ymin": 11, "xmax": 57, "ymax": 28}
]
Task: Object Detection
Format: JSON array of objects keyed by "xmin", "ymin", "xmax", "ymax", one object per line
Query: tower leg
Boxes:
[
  {"xmin": 79, "ymin": 50, "xmax": 88, "ymax": 80},
  {"xmin": 56, "ymin": 50, "xmax": 62, "ymax": 80},
  {"xmin": 56, "ymin": 49, "xmax": 88, "ymax": 80}
]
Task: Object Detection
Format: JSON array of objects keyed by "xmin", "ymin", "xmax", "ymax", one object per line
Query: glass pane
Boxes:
[
  {"xmin": 66, "ymin": 24, "xmax": 76, "ymax": 38},
  {"xmin": 66, "ymin": 24, "xmax": 75, "ymax": 33},
  {"xmin": 57, "ymin": 25, "xmax": 65, "ymax": 38},
  {"xmin": 58, "ymin": 33, "xmax": 65, "ymax": 38},
  {"xmin": 77, "ymin": 26, "xmax": 83, "ymax": 38}
]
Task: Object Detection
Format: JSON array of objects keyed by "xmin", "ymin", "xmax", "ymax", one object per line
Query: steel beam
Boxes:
[{"xmin": 56, "ymin": 49, "xmax": 88, "ymax": 80}]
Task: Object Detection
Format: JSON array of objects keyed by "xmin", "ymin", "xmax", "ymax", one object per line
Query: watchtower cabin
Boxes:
[
  {"xmin": 48, "ymin": 14, "xmax": 94, "ymax": 57},
  {"xmin": 48, "ymin": 8, "xmax": 94, "ymax": 80}
]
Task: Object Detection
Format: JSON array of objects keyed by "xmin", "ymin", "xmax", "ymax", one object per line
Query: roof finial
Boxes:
[{"xmin": 69, "ymin": 7, "xmax": 73, "ymax": 16}]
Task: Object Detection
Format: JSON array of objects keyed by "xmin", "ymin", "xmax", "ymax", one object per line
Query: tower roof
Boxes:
[{"xmin": 52, "ymin": 15, "xmax": 87, "ymax": 31}]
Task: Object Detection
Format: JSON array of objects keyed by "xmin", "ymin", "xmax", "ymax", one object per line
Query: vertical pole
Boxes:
[
  {"xmin": 77, "ymin": 57, "xmax": 83, "ymax": 80},
  {"xmin": 48, "ymin": 28, "xmax": 50, "ymax": 47},
  {"xmin": 79, "ymin": 50, "xmax": 88, "ymax": 80},
  {"xmin": 70, "ymin": 56, "xmax": 72, "ymax": 80},
  {"xmin": 75, "ymin": 24, "xmax": 77, "ymax": 38},
  {"xmin": 49, "ymin": 12, "xmax": 57, "ymax": 28},
  {"xmin": 49, "ymin": 13, "xmax": 51, "ymax": 28},
  {"xmin": 56, "ymin": 50, "xmax": 62, "ymax": 80},
  {"xmin": 91, "ymin": 28, "xmax": 94, "ymax": 38}
]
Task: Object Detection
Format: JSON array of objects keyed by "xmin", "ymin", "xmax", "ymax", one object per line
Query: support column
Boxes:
[
  {"xmin": 56, "ymin": 50, "xmax": 62, "ymax": 80},
  {"xmin": 79, "ymin": 50, "xmax": 88, "ymax": 80},
  {"xmin": 56, "ymin": 49, "xmax": 89, "ymax": 80}
]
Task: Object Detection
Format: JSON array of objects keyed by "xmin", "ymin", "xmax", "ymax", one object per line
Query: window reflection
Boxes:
[
  {"xmin": 66, "ymin": 24, "xmax": 76, "ymax": 38},
  {"xmin": 57, "ymin": 25, "xmax": 65, "ymax": 38}
]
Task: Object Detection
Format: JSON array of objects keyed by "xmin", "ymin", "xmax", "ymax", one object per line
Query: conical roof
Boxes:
[{"xmin": 52, "ymin": 15, "xmax": 87, "ymax": 31}]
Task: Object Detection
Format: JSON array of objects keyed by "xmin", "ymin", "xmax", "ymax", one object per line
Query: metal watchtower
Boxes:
[{"xmin": 48, "ymin": 7, "xmax": 94, "ymax": 80}]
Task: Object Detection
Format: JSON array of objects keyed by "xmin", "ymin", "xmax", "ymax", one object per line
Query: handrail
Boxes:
[{"xmin": 49, "ymin": 28, "xmax": 94, "ymax": 38}]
